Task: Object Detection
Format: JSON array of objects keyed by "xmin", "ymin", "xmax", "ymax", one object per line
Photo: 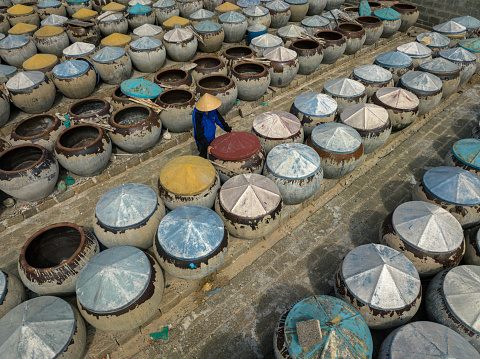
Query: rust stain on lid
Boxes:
[{"xmin": 210, "ymin": 132, "xmax": 260, "ymax": 161}]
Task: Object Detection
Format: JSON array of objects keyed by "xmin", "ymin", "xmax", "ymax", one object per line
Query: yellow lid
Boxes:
[
  {"xmin": 101, "ymin": 33, "xmax": 131, "ymax": 47},
  {"xmin": 215, "ymin": 2, "xmax": 240, "ymax": 12},
  {"xmin": 8, "ymin": 23, "xmax": 37, "ymax": 35},
  {"xmin": 159, "ymin": 155, "xmax": 216, "ymax": 196},
  {"xmin": 163, "ymin": 15, "xmax": 189, "ymax": 28},
  {"xmin": 7, "ymin": 4, "xmax": 34, "ymax": 16},
  {"xmin": 23, "ymin": 54, "xmax": 58, "ymax": 71},
  {"xmin": 102, "ymin": 1, "xmax": 126, "ymax": 11},
  {"xmin": 72, "ymin": 8, "xmax": 98, "ymax": 19},
  {"xmin": 34, "ymin": 25, "xmax": 64, "ymax": 38}
]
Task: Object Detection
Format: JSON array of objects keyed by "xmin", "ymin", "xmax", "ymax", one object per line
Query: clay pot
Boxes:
[
  {"xmin": 220, "ymin": 45, "xmax": 255, "ymax": 70},
  {"xmin": 66, "ymin": 0, "xmax": 92, "ymax": 17},
  {"xmin": 196, "ymin": 23, "xmax": 225, "ymax": 53},
  {"xmin": 284, "ymin": 0, "xmax": 308, "ymax": 22},
  {"xmin": 306, "ymin": 0, "xmax": 325, "ymax": 14},
  {"xmin": 177, "ymin": 0, "xmax": 203, "ymax": 18},
  {"xmin": 203, "ymin": 0, "xmax": 222, "ymax": 11},
  {"xmin": 0, "ymin": 144, "xmax": 59, "ymax": 201},
  {"xmin": 343, "ymin": 6, "xmax": 358, "ymax": 18},
  {"xmin": 128, "ymin": 37, "xmax": 166, "ymax": 73},
  {"xmin": 266, "ymin": 0, "xmax": 291, "ymax": 28},
  {"xmin": 127, "ymin": 5, "xmax": 156, "ymax": 30},
  {"xmin": 392, "ymin": 2, "xmax": 419, "ymax": 32},
  {"xmin": 289, "ymin": 38, "xmax": 323, "ymax": 75},
  {"xmin": 335, "ymin": 22, "xmax": 366, "ymax": 55},
  {"xmin": 156, "ymin": 88, "xmax": 195, "ymax": 132},
  {"xmin": 0, "ymin": 11, "xmax": 10, "ymax": 35},
  {"xmin": 6, "ymin": 72, "xmax": 56, "ymax": 114},
  {"xmin": 264, "ymin": 47, "xmax": 299, "ymax": 87},
  {"xmin": 92, "ymin": 47, "xmax": 132, "ymax": 85},
  {"xmin": 231, "ymin": 61, "xmax": 271, "ymax": 101},
  {"xmin": 7, "ymin": 6, "xmax": 40, "ymax": 27},
  {"xmin": 0, "ymin": 270, "xmax": 26, "ymax": 320},
  {"xmin": 0, "ymin": 35, "xmax": 37, "ymax": 68},
  {"xmin": 37, "ymin": 2, "xmax": 67, "ymax": 20},
  {"xmin": 163, "ymin": 28, "xmax": 198, "ymax": 61},
  {"xmin": 196, "ymin": 74, "xmax": 238, "ymax": 115},
  {"xmin": 154, "ymin": 67, "xmax": 192, "ymax": 88},
  {"xmin": 153, "ymin": 1, "xmax": 180, "ymax": 25},
  {"xmin": 33, "ymin": 27, "xmax": 70, "ymax": 58},
  {"xmin": 191, "ymin": 56, "xmax": 227, "ymax": 83},
  {"xmin": 315, "ymin": 30, "xmax": 346, "ymax": 64},
  {"xmin": 67, "ymin": 97, "xmax": 112, "ymax": 124},
  {"xmin": 52, "ymin": 60, "xmax": 98, "ymax": 99},
  {"xmin": 219, "ymin": 12, "xmax": 248, "ymax": 43},
  {"xmin": 356, "ymin": 15, "xmax": 383, "ymax": 46},
  {"xmin": 66, "ymin": 20, "xmax": 101, "ymax": 45},
  {"xmin": 98, "ymin": 12, "xmax": 129, "ymax": 36},
  {"xmin": 111, "ymin": 85, "xmax": 133, "ymax": 110},
  {"xmin": 10, "ymin": 113, "xmax": 64, "ymax": 151},
  {"xmin": 0, "ymin": 91, "xmax": 10, "ymax": 127}
]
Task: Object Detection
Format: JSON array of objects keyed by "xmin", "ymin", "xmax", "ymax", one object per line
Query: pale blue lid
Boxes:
[
  {"xmin": 459, "ymin": 38, "xmax": 480, "ymax": 53},
  {"xmin": 93, "ymin": 46, "xmax": 125, "ymax": 63},
  {"xmin": 400, "ymin": 71, "xmax": 442, "ymax": 93},
  {"xmin": 375, "ymin": 51, "xmax": 413, "ymax": 68},
  {"xmin": 121, "ymin": 78, "xmax": 162, "ymax": 99},
  {"xmin": 301, "ymin": 15, "xmax": 329, "ymax": 28},
  {"xmin": 440, "ymin": 47, "xmax": 477, "ymax": 63},
  {"xmin": 284, "ymin": 0, "xmax": 307, "ymax": 5},
  {"xmin": 0, "ymin": 35, "xmax": 29, "ymax": 50},
  {"xmin": 353, "ymin": 64, "xmax": 392, "ymax": 83},
  {"xmin": 53, "ymin": 60, "xmax": 89, "ymax": 79},
  {"xmin": 397, "ymin": 42, "xmax": 432, "ymax": 58},
  {"xmin": 433, "ymin": 20, "xmax": 466, "ymax": 35},
  {"xmin": 157, "ymin": 206, "xmax": 225, "ymax": 260},
  {"xmin": 0, "ymin": 271, "xmax": 6, "ymax": 304},
  {"xmin": 266, "ymin": 0, "xmax": 290, "ymax": 11},
  {"xmin": 95, "ymin": 183, "xmax": 158, "ymax": 229},
  {"xmin": 374, "ymin": 7, "xmax": 401, "ymax": 20},
  {"xmin": 127, "ymin": 3, "xmax": 151, "ymax": 14},
  {"xmin": 0, "ymin": 64, "xmax": 17, "ymax": 78},
  {"xmin": 63, "ymin": 41, "xmax": 96, "ymax": 57},
  {"xmin": 190, "ymin": 9, "xmax": 214, "ymax": 20},
  {"xmin": 219, "ymin": 11, "xmax": 246, "ymax": 23},
  {"xmin": 422, "ymin": 166, "xmax": 480, "ymax": 206},
  {"xmin": 194, "ymin": 20, "xmax": 222, "ymax": 33},
  {"xmin": 153, "ymin": 0, "xmax": 175, "ymax": 8},
  {"xmin": 417, "ymin": 32, "xmax": 451, "ymax": 48},
  {"xmin": 130, "ymin": 36, "xmax": 163, "ymax": 50},
  {"xmin": 293, "ymin": 92, "xmax": 337, "ymax": 117},
  {"xmin": 244, "ymin": 5, "xmax": 269, "ymax": 17},
  {"xmin": 452, "ymin": 138, "xmax": 480, "ymax": 170},
  {"xmin": 419, "ymin": 58, "xmax": 459, "ymax": 74},
  {"xmin": 311, "ymin": 122, "xmax": 362, "ymax": 154},
  {"xmin": 248, "ymin": 23, "xmax": 267, "ymax": 32},
  {"xmin": 41, "ymin": 14, "xmax": 68, "ymax": 27},
  {"xmin": 38, "ymin": 0, "xmax": 62, "ymax": 8},
  {"xmin": 452, "ymin": 16, "xmax": 480, "ymax": 30},
  {"xmin": 237, "ymin": 0, "xmax": 260, "ymax": 8},
  {"xmin": 266, "ymin": 143, "xmax": 321, "ymax": 180},
  {"xmin": 323, "ymin": 78, "xmax": 365, "ymax": 97}
]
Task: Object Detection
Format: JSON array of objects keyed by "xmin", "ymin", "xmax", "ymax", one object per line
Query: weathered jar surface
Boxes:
[
  {"xmin": 196, "ymin": 74, "xmax": 237, "ymax": 115},
  {"xmin": 231, "ymin": 61, "xmax": 271, "ymax": 101},
  {"xmin": 156, "ymin": 88, "xmax": 195, "ymax": 132},
  {"xmin": 10, "ymin": 113, "xmax": 64, "ymax": 151}
]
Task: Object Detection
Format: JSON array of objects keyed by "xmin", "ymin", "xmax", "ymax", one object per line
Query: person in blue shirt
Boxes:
[{"xmin": 192, "ymin": 93, "xmax": 233, "ymax": 158}]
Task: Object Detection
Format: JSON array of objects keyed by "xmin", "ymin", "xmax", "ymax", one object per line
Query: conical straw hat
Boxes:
[{"xmin": 195, "ymin": 93, "xmax": 222, "ymax": 112}]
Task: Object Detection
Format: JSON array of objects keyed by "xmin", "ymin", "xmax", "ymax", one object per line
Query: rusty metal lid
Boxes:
[
  {"xmin": 323, "ymin": 78, "xmax": 365, "ymax": 98},
  {"xmin": 244, "ymin": 5, "xmax": 269, "ymax": 17},
  {"xmin": 99, "ymin": 10, "xmax": 125, "ymax": 22},
  {"xmin": 374, "ymin": 87, "xmax": 419, "ymax": 110},
  {"xmin": 63, "ymin": 41, "xmax": 96, "ymax": 57},
  {"xmin": 419, "ymin": 57, "xmax": 460, "ymax": 74},
  {"xmin": 440, "ymin": 47, "xmax": 477, "ymax": 63},
  {"xmin": 353, "ymin": 64, "xmax": 392, "ymax": 84},
  {"xmin": 133, "ymin": 23, "xmax": 163, "ymax": 37},
  {"xmin": 293, "ymin": 92, "xmax": 337, "ymax": 117},
  {"xmin": 422, "ymin": 166, "xmax": 480, "ymax": 206},
  {"xmin": 253, "ymin": 111, "xmax": 301, "ymax": 139},
  {"xmin": 264, "ymin": 46, "xmax": 296, "ymax": 61},
  {"xmin": 127, "ymin": 3, "xmax": 152, "ymax": 14},
  {"xmin": 385, "ymin": 321, "xmax": 480, "ymax": 358},
  {"xmin": 0, "ymin": 296, "xmax": 76, "ymax": 359},
  {"xmin": 0, "ymin": 35, "xmax": 29, "ymax": 50},
  {"xmin": 442, "ymin": 265, "xmax": 480, "ymax": 334},
  {"xmin": 219, "ymin": 11, "xmax": 246, "ymax": 24},
  {"xmin": 400, "ymin": 71, "xmax": 442, "ymax": 93},
  {"xmin": 416, "ymin": 32, "xmax": 450, "ymax": 48},
  {"xmin": 459, "ymin": 38, "xmax": 480, "ymax": 54},
  {"xmin": 392, "ymin": 201, "xmax": 463, "ymax": 253},
  {"xmin": 0, "ymin": 64, "xmax": 17, "ymax": 78},
  {"xmin": 76, "ymin": 246, "xmax": 152, "ymax": 314},
  {"xmin": 311, "ymin": 122, "xmax": 362, "ymax": 154},
  {"xmin": 53, "ymin": 59, "xmax": 89, "ymax": 79},
  {"xmin": 340, "ymin": 103, "xmax": 389, "ymax": 131},
  {"xmin": 322, "ymin": 9, "xmax": 346, "ymax": 21},
  {"xmin": 38, "ymin": 0, "xmax": 62, "ymax": 9},
  {"xmin": 452, "ymin": 16, "xmax": 480, "ymax": 31},
  {"xmin": 284, "ymin": 295, "xmax": 372, "ymax": 359},
  {"xmin": 190, "ymin": 9, "xmax": 214, "ymax": 20},
  {"xmin": 277, "ymin": 24, "xmax": 304, "ymax": 38},
  {"xmin": 153, "ymin": 0, "xmax": 175, "ymax": 8},
  {"xmin": 164, "ymin": 27, "xmax": 194, "ymax": 42},
  {"xmin": 452, "ymin": 138, "xmax": 480, "ymax": 170},
  {"xmin": 266, "ymin": 143, "xmax": 321, "ymax": 180},
  {"xmin": 0, "ymin": 270, "xmax": 6, "ymax": 304},
  {"xmin": 6, "ymin": 71, "xmax": 45, "ymax": 91},
  {"xmin": 210, "ymin": 132, "xmax": 260, "ymax": 161},
  {"xmin": 237, "ymin": 0, "xmax": 260, "ymax": 8},
  {"xmin": 130, "ymin": 37, "xmax": 163, "ymax": 50},
  {"xmin": 433, "ymin": 20, "xmax": 466, "ymax": 35},
  {"xmin": 341, "ymin": 243, "xmax": 420, "ymax": 310},
  {"xmin": 301, "ymin": 15, "xmax": 329, "ymax": 28},
  {"xmin": 219, "ymin": 173, "xmax": 281, "ymax": 219},
  {"xmin": 157, "ymin": 206, "xmax": 224, "ymax": 260},
  {"xmin": 397, "ymin": 42, "xmax": 432, "ymax": 59},
  {"xmin": 41, "ymin": 14, "xmax": 69, "ymax": 27},
  {"xmin": 194, "ymin": 20, "xmax": 222, "ymax": 33},
  {"xmin": 251, "ymin": 33, "xmax": 283, "ymax": 48},
  {"xmin": 266, "ymin": 0, "xmax": 289, "ymax": 11},
  {"xmin": 95, "ymin": 183, "xmax": 158, "ymax": 230},
  {"xmin": 92, "ymin": 46, "xmax": 125, "ymax": 63},
  {"xmin": 373, "ymin": 7, "xmax": 400, "ymax": 20}
]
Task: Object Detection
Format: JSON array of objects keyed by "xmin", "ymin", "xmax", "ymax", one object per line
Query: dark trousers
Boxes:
[{"xmin": 197, "ymin": 144, "xmax": 208, "ymax": 159}]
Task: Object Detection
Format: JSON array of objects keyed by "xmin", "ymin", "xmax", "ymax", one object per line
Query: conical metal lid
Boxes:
[
  {"xmin": 6, "ymin": 71, "xmax": 45, "ymax": 91},
  {"xmin": 210, "ymin": 132, "xmax": 260, "ymax": 161},
  {"xmin": 452, "ymin": 15, "xmax": 480, "ymax": 30},
  {"xmin": 251, "ymin": 33, "xmax": 283, "ymax": 48},
  {"xmin": 387, "ymin": 321, "xmax": 480, "ymax": 358},
  {"xmin": 440, "ymin": 47, "xmax": 477, "ymax": 63},
  {"xmin": 98, "ymin": 10, "xmax": 125, "ymax": 22},
  {"xmin": 422, "ymin": 166, "xmax": 480, "ymax": 206},
  {"xmin": 266, "ymin": 0, "xmax": 289, "ymax": 11},
  {"xmin": 419, "ymin": 57, "xmax": 459, "ymax": 74},
  {"xmin": 38, "ymin": 0, "xmax": 62, "ymax": 8},
  {"xmin": 248, "ymin": 23, "xmax": 267, "ymax": 32},
  {"xmin": 0, "ymin": 270, "xmax": 6, "ymax": 304},
  {"xmin": 0, "ymin": 64, "xmax": 17, "ymax": 78},
  {"xmin": 253, "ymin": 111, "xmax": 301, "ymax": 139},
  {"xmin": 397, "ymin": 42, "xmax": 432, "ymax": 58},
  {"xmin": 129, "ymin": 0, "xmax": 151, "ymax": 5},
  {"xmin": 219, "ymin": 11, "xmax": 246, "ymax": 23},
  {"xmin": 153, "ymin": 0, "xmax": 175, "ymax": 8},
  {"xmin": 284, "ymin": 295, "xmax": 372, "ymax": 359},
  {"xmin": 53, "ymin": 60, "xmax": 89, "ymax": 79},
  {"xmin": 373, "ymin": 7, "xmax": 401, "ymax": 20},
  {"xmin": 341, "ymin": 243, "xmax": 420, "ymax": 310},
  {"xmin": 244, "ymin": 5, "xmax": 269, "ymax": 17},
  {"xmin": 0, "ymin": 296, "xmax": 76, "ymax": 359},
  {"xmin": 266, "ymin": 143, "xmax": 321, "ymax": 180},
  {"xmin": 130, "ymin": 36, "xmax": 163, "ymax": 50},
  {"xmin": 293, "ymin": 92, "xmax": 337, "ymax": 117},
  {"xmin": 321, "ymin": 9, "xmax": 346, "ymax": 20},
  {"xmin": 190, "ymin": 9, "xmax": 214, "ymax": 20},
  {"xmin": 323, "ymin": 78, "xmax": 365, "ymax": 98},
  {"xmin": 92, "ymin": 46, "xmax": 125, "ymax": 63},
  {"xmin": 433, "ymin": 20, "xmax": 466, "ymax": 35},
  {"xmin": 311, "ymin": 122, "xmax": 362, "ymax": 154},
  {"xmin": 0, "ymin": 35, "xmax": 29, "ymax": 50},
  {"xmin": 194, "ymin": 20, "xmax": 222, "ymax": 33},
  {"xmin": 41, "ymin": 14, "xmax": 68, "ymax": 27},
  {"xmin": 264, "ymin": 46, "xmax": 296, "ymax": 61},
  {"xmin": 353, "ymin": 65, "xmax": 393, "ymax": 84},
  {"xmin": 133, "ymin": 23, "xmax": 163, "ymax": 37},
  {"xmin": 164, "ymin": 28, "xmax": 194, "ymax": 42},
  {"xmin": 285, "ymin": 0, "xmax": 307, "ymax": 5},
  {"xmin": 452, "ymin": 138, "xmax": 480, "ymax": 170},
  {"xmin": 301, "ymin": 15, "xmax": 329, "ymax": 28},
  {"xmin": 95, "ymin": 183, "xmax": 158, "ymax": 230},
  {"xmin": 127, "ymin": 3, "xmax": 151, "ymax": 14},
  {"xmin": 157, "ymin": 206, "xmax": 225, "ymax": 260},
  {"xmin": 374, "ymin": 87, "xmax": 419, "ymax": 110},
  {"xmin": 417, "ymin": 32, "xmax": 451, "ymax": 48},
  {"xmin": 443, "ymin": 265, "xmax": 480, "ymax": 333},
  {"xmin": 392, "ymin": 201, "xmax": 463, "ymax": 253},
  {"xmin": 277, "ymin": 24, "xmax": 304, "ymax": 38},
  {"xmin": 76, "ymin": 246, "xmax": 152, "ymax": 313},
  {"xmin": 459, "ymin": 38, "xmax": 480, "ymax": 53},
  {"xmin": 340, "ymin": 103, "xmax": 389, "ymax": 131},
  {"xmin": 400, "ymin": 71, "xmax": 442, "ymax": 93},
  {"xmin": 237, "ymin": 0, "xmax": 260, "ymax": 8},
  {"xmin": 63, "ymin": 41, "xmax": 96, "ymax": 57},
  {"xmin": 219, "ymin": 174, "xmax": 281, "ymax": 218}
]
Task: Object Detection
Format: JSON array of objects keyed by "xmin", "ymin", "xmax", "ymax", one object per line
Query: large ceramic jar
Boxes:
[
  {"xmin": 62, "ymin": 41, "xmax": 96, "ymax": 61},
  {"xmin": 289, "ymin": 38, "xmax": 323, "ymax": 75},
  {"xmin": 163, "ymin": 27, "xmax": 198, "ymax": 61},
  {"xmin": 92, "ymin": 46, "xmax": 132, "ymax": 85},
  {"xmin": 417, "ymin": 32, "xmax": 450, "ymax": 57},
  {"xmin": 220, "ymin": 45, "xmax": 255, "ymax": 69},
  {"xmin": 400, "ymin": 71, "xmax": 443, "ymax": 116},
  {"xmin": 290, "ymin": 92, "xmax": 337, "ymax": 136},
  {"xmin": 153, "ymin": 0, "xmax": 179, "ymax": 24},
  {"xmin": 325, "ymin": 0, "xmax": 343, "ymax": 10},
  {"xmin": 191, "ymin": 56, "xmax": 227, "ymax": 83},
  {"xmin": 37, "ymin": 0, "xmax": 67, "ymax": 19},
  {"xmin": 10, "ymin": 113, "xmax": 64, "ymax": 151},
  {"xmin": 156, "ymin": 88, "xmax": 195, "ymax": 132},
  {"xmin": 154, "ymin": 67, "xmax": 192, "ymax": 87},
  {"xmin": 66, "ymin": 0, "xmax": 92, "ymax": 17},
  {"xmin": 18, "ymin": 223, "xmax": 99, "ymax": 295},
  {"xmin": 284, "ymin": 0, "xmax": 307, "ymax": 22},
  {"xmin": 22, "ymin": 54, "xmax": 59, "ymax": 81},
  {"xmin": 444, "ymin": 138, "xmax": 480, "ymax": 178},
  {"xmin": 194, "ymin": 20, "xmax": 225, "ymax": 53},
  {"xmin": 127, "ymin": 4, "xmax": 155, "ymax": 30},
  {"xmin": 371, "ymin": 87, "xmax": 419, "ymax": 130},
  {"xmin": 397, "ymin": 41, "xmax": 432, "ymax": 69},
  {"xmin": 439, "ymin": 47, "xmax": 477, "ymax": 86},
  {"xmin": 352, "ymin": 64, "xmax": 394, "ymax": 100},
  {"xmin": 203, "ymin": 0, "xmax": 222, "ymax": 11},
  {"xmin": 189, "ymin": 8, "xmax": 215, "ymax": 25},
  {"xmin": 66, "ymin": 19, "xmax": 101, "ymax": 45},
  {"xmin": 0, "ymin": 34, "xmax": 37, "ymax": 67},
  {"xmin": 7, "ymin": 4, "xmax": 40, "ymax": 27},
  {"xmin": 250, "ymin": 33, "xmax": 283, "ymax": 56},
  {"xmin": 315, "ymin": 30, "xmax": 346, "ymax": 64},
  {"xmin": 55, "ymin": 124, "xmax": 112, "ymax": 177},
  {"xmin": 433, "ymin": 20, "xmax": 466, "ymax": 47},
  {"xmin": 374, "ymin": 7, "xmax": 401, "ymax": 38},
  {"xmin": 307, "ymin": 0, "xmax": 325, "ymax": 15},
  {"xmin": 98, "ymin": 11, "xmax": 129, "ymax": 36},
  {"xmin": 276, "ymin": 24, "xmax": 304, "ymax": 47},
  {"xmin": 244, "ymin": 5, "xmax": 271, "ymax": 28},
  {"xmin": 111, "ymin": 85, "xmax": 133, "ymax": 110},
  {"xmin": 335, "ymin": 22, "xmax": 366, "ymax": 55},
  {"xmin": 0, "ymin": 89, "xmax": 9, "ymax": 126},
  {"xmin": 391, "ymin": 2, "xmax": 419, "ymax": 32},
  {"xmin": 300, "ymin": 15, "xmax": 329, "ymax": 36},
  {"xmin": 264, "ymin": 47, "xmax": 299, "ymax": 87},
  {"xmin": 196, "ymin": 74, "xmax": 237, "ymax": 115},
  {"xmin": 231, "ymin": 61, "xmax": 271, "ymax": 101},
  {"xmin": 219, "ymin": 11, "xmax": 248, "ymax": 43},
  {"xmin": 177, "ymin": 0, "xmax": 203, "ymax": 18},
  {"xmin": 356, "ymin": 15, "xmax": 383, "ymax": 45},
  {"xmin": 459, "ymin": 38, "xmax": 480, "ymax": 74},
  {"xmin": 131, "ymin": 23, "xmax": 164, "ymax": 41},
  {"xmin": 374, "ymin": 51, "xmax": 414, "ymax": 85},
  {"xmin": 419, "ymin": 58, "xmax": 461, "ymax": 99},
  {"xmin": 266, "ymin": 0, "xmax": 290, "ymax": 29},
  {"xmin": 0, "ymin": 270, "xmax": 26, "ymax": 320},
  {"xmin": 128, "ymin": 37, "xmax": 166, "ymax": 72},
  {"xmin": 52, "ymin": 59, "xmax": 97, "ymax": 99},
  {"xmin": 67, "ymin": 97, "xmax": 112, "ymax": 123},
  {"xmin": 323, "ymin": 78, "xmax": 366, "ymax": 113},
  {"xmin": 33, "ymin": 25, "xmax": 69, "ymax": 58}
]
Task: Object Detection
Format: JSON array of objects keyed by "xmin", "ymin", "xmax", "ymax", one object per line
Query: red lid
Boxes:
[{"xmin": 210, "ymin": 132, "xmax": 260, "ymax": 161}]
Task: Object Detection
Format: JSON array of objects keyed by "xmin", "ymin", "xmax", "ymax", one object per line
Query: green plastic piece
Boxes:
[
  {"xmin": 65, "ymin": 176, "xmax": 75, "ymax": 186},
  {"xmin": 149, "ymin": 327, "xmax": 169, "ymax": 341}
]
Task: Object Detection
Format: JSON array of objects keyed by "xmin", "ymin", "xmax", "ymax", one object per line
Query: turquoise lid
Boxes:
[
  {"xmin": 121, "ymin": 78, "xmax": 162, "ymax": 99},
  {"xmin": 452, "ymin": 138, "xmax": 480, "ymax": 170},
  {"xmin": 219, "ymin": 11, "xmax": 246, "ymax": 23},
  {"xmin": 374, "ymin": 7, "xmax": 401, "ymax": 20},
  {"xmin": 67, "ymin": 0, "xmax": 89, "ymax": 3},
  {"xmin": 459, "ymin": 38, "xmax": 480, "ymax": 54},
  {"xmin": 127, "ymin": 3, "xmax": 152, "ymax": 14},
  {"xmin": 375, "ymin": 51, "xmax": 413, "ymax": 68},
  {"xmin": 130, "ymin": 36, "xmax": 163, "ymax": 50},
  {"xmin": 194, "ymin": 20, "xmax": 222, "ymax": 33},
  {"xmin": 451, "ymin": 15, "xmax": 480, "ymax": 30},
  {"xmin": 93, "ymin": 46, "xmax": 126, "ymax": 63},
  {"xmin": 53, "ymin": 60, "xmax": 90, "ymax": 79}
]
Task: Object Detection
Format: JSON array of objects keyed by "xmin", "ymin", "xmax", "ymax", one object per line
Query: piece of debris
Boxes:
[
  {"xmin": 3, "ymin": 198, "xmax": 14, "ymax": 207},
  {"xmin": 296, "ymin": 319, "xmax": 322, "ymax": 347},
  {"xmin": 65, "ymin": 176, "xmax": 75, "ymax": 186},
  {"xmin": 57, "ymin": 180, "xmax": 67, "ymax": 192},
  {"xmin": 149, "ymin": 327, "xmax": 169, "ymax": 341},
  {"xmin": 206, "ymin": 288, "xmax": 221, "ymax": 296},
  {"xmin": 201, "ymin": 282, "xmax": 212, "ymax": 292}
]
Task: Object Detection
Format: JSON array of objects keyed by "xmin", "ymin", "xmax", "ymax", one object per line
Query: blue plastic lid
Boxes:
[
  {"xmin": 416, "ymin": 32, "xmax": 450, "ymax": 48},
  {"xmin": 422, "ymin": 166, "xmax": 480, "ymax": 206},
  {"xmin": 400, "ymin": 71, "xmax": 442, "ymax": 93},
  {"xmin": 374, "ymin": 7, "xmax": 401, "ymax": 20},
  {"xmin": 248, "ymin": 23, "xmax": 267, "ymax": 32},
  {"xmin": 127, "ymin": 3, "xmax": 151, "ymax": 14},
  {"xmin": 266, "ymin": 143, "xmax": 321, "ymax": 180},
  {"xmin": 93, "ymin": 46, "xmax": 125, "ymax": 63},
  {"xmin": 311, "ymin": 122, "xmax": 362, "ymax": 154},
  {"xmin": 53, "ymin": 60, "xmax": 90, "ymax": 79},
  {"xmin": 38, "ymin": 0, "xmax": 62, "ymax": 8},
  {"xmin": 293, "ymin": 92, "xmax": 337, "ymax": 117},
  {"xmin": 237, "ymin": 0, "xmax": 260, "ymax": 8},
  {"xmin": 433, "ymin": 20, "xmax": 466, "ymax": 35},
  {"xmin": 153, "ymin": 0, "xmax": 175, "ymax": 8},
  {"xmin": 284, "ymin": 0, "xmax": 307, "ymax": 5},
  {"xmin": 243, "ymin": 5, "xmax": 269, "ymax": 17},
  {"xmin": 452, "ymin": 138, "xmax": 480, "ymax": 171},
  {"xmin": 353, "ymin": 64, "xmax": 392, "ymax": 83},
  {"xmin": 0, "ymin": 64, "xmax": 17, "ymax": 78},
  {"xmin": 419, "ymin": 57, "xmax": 459, "ymax": 74},
  {"xmin": 452, "ymin": 16, "xmax": 480, "ymax": 30},
  {"xmin": 157, "ymin": 206, "xmax": 225, "ymax": 260},
  {"xmin": 194, "ymin": 20, "xmax": 222, "ymax": 33},
  {"xmin": 266, "ymin": 0, "xmax": 290, "ymax": 11},
  {"xmin": 121, "ymin": 78, "xmax": 162, "ymax": 99},
  {"xmin": 0, "ymin": 35, "xmax": 30, "ymax": 50},
  {"xmin": 0, "ymin": 271, "xmax": 6, "ymax": 304},
  {"xmin": 440, "ymin": 47, "xmax": 477, "ymax": 63},
  {"xmin": 130, "ymin": 36, "xmax": 163, "ymax": 50},
  {"xmin": 219, "ymin": 11, "xmax": 246, "ymax": 23},
  {"xmin": 190, "ymin": 9, "xmax": 214, "ymax": 20},
  {"xmin": 459, "ymin": 38, "xmax": 480, "ymax": 53},
  {"xmin": 375, "ymin": 51, "xmax": 413, "ymax": 68},
  {"xmin": 301, "ymin": 15, "xmax": 329, "ymax": 28},
  {"xmin": 323, "ymin": 78, "xmax": 365, "ymax": 98}
]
